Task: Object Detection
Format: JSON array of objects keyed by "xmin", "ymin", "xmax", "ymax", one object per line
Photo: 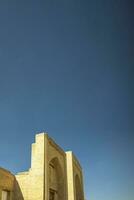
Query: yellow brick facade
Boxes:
[
  {"xmin": 0, "ymin": 133, "xmax": 84, "ymax": 200},
  {"xmin": 0, "ymin": 168, "xmax": 14, "ymax": 200}
]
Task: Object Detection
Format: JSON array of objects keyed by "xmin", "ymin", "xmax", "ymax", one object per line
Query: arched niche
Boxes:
[
  {"xmin": 49, "ymin": 157, "xmax": 65, "ymax": 200},
  {"xmin": 75, "ymin": 174, "xmax": 83, "ymax": 200}
]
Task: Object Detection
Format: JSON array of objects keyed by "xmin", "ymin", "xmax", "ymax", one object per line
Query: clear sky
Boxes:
[{"xmin": 0, "ymin": 0, "xmax": 134, "ymax": 199}]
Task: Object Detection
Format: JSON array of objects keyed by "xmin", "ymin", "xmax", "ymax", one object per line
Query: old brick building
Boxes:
[{"xmin": 0, "ymin": 133, "xmax": 84, "ymax": 200}]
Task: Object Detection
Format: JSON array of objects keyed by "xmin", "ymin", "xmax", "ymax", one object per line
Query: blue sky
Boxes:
[{"xmin": 0, "ymin": 0, "xmax": 134, "ymax": 199}]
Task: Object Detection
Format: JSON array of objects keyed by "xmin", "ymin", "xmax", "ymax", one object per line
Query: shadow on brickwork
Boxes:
[{"xmin": 13, "ymin": 179, "xmax": 24, "ymax": 200}]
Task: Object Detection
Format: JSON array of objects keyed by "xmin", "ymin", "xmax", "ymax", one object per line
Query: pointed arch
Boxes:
[{"xmin": 49, "ymin": 157, "xmax": 65, "ymax": 200}]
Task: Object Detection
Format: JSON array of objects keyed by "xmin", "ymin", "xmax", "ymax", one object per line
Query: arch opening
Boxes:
[
  {"xmin": 75, "ymin": 174, "xmax": 83, "ymax": 200},
  {"xmin": 49, "ymin": 157, "xmax": 64, "ymax": 200}
]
